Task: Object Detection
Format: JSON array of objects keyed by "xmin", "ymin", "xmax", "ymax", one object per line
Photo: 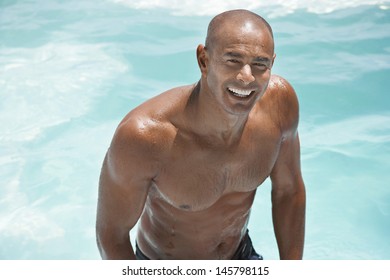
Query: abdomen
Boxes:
[{"xmin": 136, "ymin": 188, "xmax": 256, "ymax": 259}]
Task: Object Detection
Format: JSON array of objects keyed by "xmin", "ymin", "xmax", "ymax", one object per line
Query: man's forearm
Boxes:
[{"xmin": 272, "ymin": 187, "xmax": 306, "ymax": 260}]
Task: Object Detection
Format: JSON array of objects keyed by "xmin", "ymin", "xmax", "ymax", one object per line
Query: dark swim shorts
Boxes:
[{"xmin": 135, "ymin": 230, "xmax": 263, "ymax": 260}]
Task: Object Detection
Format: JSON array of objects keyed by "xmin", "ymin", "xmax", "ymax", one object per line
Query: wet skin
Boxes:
[{"xmin": 96, "ymin": 10, "xmax": 306, "ymax": 260}]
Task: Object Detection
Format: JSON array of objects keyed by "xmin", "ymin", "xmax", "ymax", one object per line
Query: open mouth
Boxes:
[{"xmin": 227, "ymin": 87, "xmax": 254, "ymax": 98}]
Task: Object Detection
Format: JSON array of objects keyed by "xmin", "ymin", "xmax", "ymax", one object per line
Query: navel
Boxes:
[{"xmin": 179, "ymin": 204, "xmax": 191, "ymax": 210}]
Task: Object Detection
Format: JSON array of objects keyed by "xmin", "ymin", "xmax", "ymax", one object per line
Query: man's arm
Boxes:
[
  {"xmin": 269, "ymin": 77, "xmax": 306, "ymax": 260},
  {"xmin": 96, "ymin": 118, "xmax": 159, "ymax": 259}
]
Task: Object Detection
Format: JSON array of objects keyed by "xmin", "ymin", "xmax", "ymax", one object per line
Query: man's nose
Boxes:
[{"xmin": 236, "ymin": 64, "xmax": 255, "ymax": 85}]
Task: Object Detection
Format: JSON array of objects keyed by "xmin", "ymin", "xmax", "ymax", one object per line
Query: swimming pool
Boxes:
[{"xmin": 0, "ymin": 0, "xmax": 389, "ymax": 259}]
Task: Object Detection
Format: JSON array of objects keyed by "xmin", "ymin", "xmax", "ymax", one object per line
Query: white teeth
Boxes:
[{"xmin": 228, "ymin": 87, "xmax": 252, "ymax": 97}]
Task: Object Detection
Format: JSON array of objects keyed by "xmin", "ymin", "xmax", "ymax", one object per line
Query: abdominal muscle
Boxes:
[{"xmin": 136, "ymin": 185, "xmax": 257, "ymax": 260}]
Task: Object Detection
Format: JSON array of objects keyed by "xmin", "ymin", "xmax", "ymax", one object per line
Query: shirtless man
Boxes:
[{"xmin": 96, "ymin": 9, "xmax": 306, "ymax": 260}]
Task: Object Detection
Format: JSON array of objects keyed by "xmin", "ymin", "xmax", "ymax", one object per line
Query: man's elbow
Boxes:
[
  {"xmin": 96, "ymin": 221, "xmax": 133, "ymax": 259},
  {"xmin": 271, "ymin": 180, "xmax": 306, "ymax": 204},
  {"xmin": 96, "ymin": 223, "xmax": 110, "ymax": 259}
]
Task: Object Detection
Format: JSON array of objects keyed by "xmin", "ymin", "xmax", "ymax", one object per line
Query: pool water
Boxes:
[{"xmin": 0, "ymin": 0, "xmax": 389, "ymax": 259}]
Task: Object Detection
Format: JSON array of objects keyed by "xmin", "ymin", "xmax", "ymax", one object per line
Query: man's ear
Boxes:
[
  {"xmin": 196, "ymin": 44, "xmax": 208, "ymax": 75},
  {"xmin": 271, "ymin": 53, "xmax": 276, "ymax": 69}
]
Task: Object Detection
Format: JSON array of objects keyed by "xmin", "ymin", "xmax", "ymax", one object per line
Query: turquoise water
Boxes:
[{"xmin": 1, "ymin": 0, "xmax": 389, "ymax": 259}]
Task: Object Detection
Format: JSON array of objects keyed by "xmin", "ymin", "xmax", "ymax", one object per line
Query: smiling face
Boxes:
[{"xmin": 198, "ymin": 11, "xmax": 275, "ymax": 115}]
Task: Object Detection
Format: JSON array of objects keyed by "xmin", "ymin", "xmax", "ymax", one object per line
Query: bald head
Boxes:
[{"xmin": 205, "ymin": 9, "xmax": 274, "ymax": 53}]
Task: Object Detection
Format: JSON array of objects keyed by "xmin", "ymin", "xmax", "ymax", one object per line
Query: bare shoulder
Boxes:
[
  {"xmin": 119, "ymin": 84, "xmax": 192, "ymax": 137},
  {"xmin": 264, "ymin": 75, "xmax": 300, "ymax": 134},
  {"xmin": 104, "ymin": 115, "xmax": 164, "ymax": 185},
  {"xmin": 112, "ymin": 89, "xmax": 182, "ymax": 158},
  {"xmin": 106, "ymin": 85, "xmax": 192, "ymax": 181},
  {"xmin": 113, "ymin": 111, "xmax": 169, "ymax": 158}
]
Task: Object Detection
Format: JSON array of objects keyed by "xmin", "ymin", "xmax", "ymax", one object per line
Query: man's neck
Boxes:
[{"xmin": 184, "ymin": 81, "xmax": 250, "ymax": 146}]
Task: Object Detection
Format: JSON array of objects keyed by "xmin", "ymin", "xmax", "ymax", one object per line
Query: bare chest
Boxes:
[{"xmin": 152, "ymin": 129, "xmax": 282, "ymax": 211}]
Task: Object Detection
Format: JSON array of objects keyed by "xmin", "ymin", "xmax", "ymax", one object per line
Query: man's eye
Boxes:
[
  {"xmin": 253, "ymin": 63, "xmax": 267, "ymax": 70},
  {"xmin": 227, "ymin": 59, "xmax": 240, "ymax": 63}
]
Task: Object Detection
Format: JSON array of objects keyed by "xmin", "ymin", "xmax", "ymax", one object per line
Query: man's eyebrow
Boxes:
[
  {"xmin": 253, "ymin": 57, "xmax": 271, "ymax": 63},
  {"xmin": 223, "ymin": 52, "xmax": 243, "ymax": 58},
  {"xmin": 223, "ymin": 52, "xmax": 271, "ymax": 63}
]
